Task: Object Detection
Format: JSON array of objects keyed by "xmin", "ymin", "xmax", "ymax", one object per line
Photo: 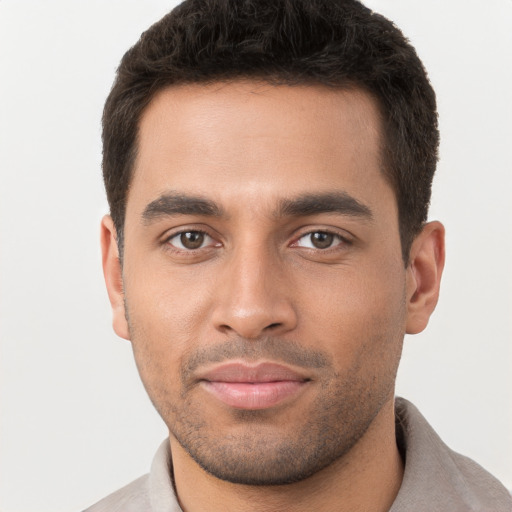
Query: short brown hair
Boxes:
[{"xmin": 103, "ymin": 0, "xmax": 438, "ymax": 262}]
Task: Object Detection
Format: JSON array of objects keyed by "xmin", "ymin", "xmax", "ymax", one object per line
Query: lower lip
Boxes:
[{"xmin": 201, "ymin": 380, "xmax": 307, "ymax": 410}]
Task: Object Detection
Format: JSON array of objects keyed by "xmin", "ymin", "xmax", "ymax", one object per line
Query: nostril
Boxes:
[{"xmin": 265, "ymin": 323, "xmax": 282, "ymax": 330}]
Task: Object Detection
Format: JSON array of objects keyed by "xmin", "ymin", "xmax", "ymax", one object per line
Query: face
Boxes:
[{"xmin": 103, "ymin": 82, "xmax": 429, "ymax": 485}]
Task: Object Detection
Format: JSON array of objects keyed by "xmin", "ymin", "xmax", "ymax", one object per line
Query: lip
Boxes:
[{"xmin": 198, "ymin": 362, "xmax": 310, "ymax": 410}]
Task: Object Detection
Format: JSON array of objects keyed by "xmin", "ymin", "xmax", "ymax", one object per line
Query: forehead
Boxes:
[{"xmin": 128, "ymin": 81, "xmax": 392, "ymax": 216}]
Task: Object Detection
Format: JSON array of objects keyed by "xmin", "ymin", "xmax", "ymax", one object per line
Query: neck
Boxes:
[{"xmin": 170, "ymin": 398, "xmax": 404, "ymax": 512}]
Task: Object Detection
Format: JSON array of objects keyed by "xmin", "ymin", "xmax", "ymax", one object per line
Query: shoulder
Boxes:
[
  {"xmin": 82, "ymin": 474, "xmax": 150, "ymax": 512},
  {"xmin": 393, "ymin": 397, "xmax": 512, "ymax": 511}
]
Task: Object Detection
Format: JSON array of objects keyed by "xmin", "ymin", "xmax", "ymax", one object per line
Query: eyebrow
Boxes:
[
  {"xmin": 277, "ymin": 192, "xmax": 373, "ymax": 220},
  {"xmin": 142, "ymin": 193, "xmax": 223, "ymax": 224},
  {"xmin": 141, "ymin": 190, "xmax": 373, "ymax": 224}
]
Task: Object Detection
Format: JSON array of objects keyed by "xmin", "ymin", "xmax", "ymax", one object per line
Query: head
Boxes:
[
  {"xmin": 102, "ymin": 0, "xmax": 439, "ymax": 263},
  {"xmin": 101, "ymin": 0, "xmax": 444, "ymax": 489}
]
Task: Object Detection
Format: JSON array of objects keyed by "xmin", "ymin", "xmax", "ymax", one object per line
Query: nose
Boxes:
[{"xmin": 211, "ymin": 243, "xmax": 298, "ymax": 339}]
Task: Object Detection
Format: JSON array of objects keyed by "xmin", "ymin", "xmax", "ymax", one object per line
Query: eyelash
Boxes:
[
  {"xmin": 164, "ymin": 229, "xmax": 218, "ymax": 252},
  {"xmin": 163, "ymin": 228, "xmax": 352, "ymax": 254},
  {"xmin": 292, "ymin": 230, "xmax": 351, "ymax": 250}
]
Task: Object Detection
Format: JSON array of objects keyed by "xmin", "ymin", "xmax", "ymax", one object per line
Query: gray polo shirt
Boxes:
[{"xmin": 84, "ymin": 398, "xmax": 512, "ymax": 511}]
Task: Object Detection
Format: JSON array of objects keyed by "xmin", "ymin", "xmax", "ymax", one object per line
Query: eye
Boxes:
[
  {"xmin": 167, "ymin": 230, "xmax": 214, "ymax": 250},
  {"xmin": 295, "ymin": 231, "xmax": 345, "ymax": 250}
]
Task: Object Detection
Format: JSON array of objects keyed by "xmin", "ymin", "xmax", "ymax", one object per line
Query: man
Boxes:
[{"xmin": 87, "ymin": 0, "xmax": 512, "ymax": 510}]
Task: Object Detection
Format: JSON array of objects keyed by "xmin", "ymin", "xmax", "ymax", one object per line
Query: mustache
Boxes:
[{"xmin": 181, "ymin": 337, "xmax": 332, "ymax": 380}]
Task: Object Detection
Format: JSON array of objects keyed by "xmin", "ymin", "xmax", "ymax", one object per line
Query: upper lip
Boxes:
[{"xmin": 197, "ymin": 361, "xmax": 310, "ymax": 383}]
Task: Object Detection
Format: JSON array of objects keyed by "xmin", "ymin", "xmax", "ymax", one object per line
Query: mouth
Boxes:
[{"xmin": 197, "ymin": 361, "xmax": 311, "ymax": 410}]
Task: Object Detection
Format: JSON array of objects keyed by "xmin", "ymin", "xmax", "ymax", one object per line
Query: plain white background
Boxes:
[{"xmin": 0, "ymin": 1, "xmax": 511, "ymax": 510}]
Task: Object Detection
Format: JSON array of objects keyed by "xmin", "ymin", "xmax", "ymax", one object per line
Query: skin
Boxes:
[{"xmin": 102, "ymin": 81, "xmax": 445, "ymax": 512}]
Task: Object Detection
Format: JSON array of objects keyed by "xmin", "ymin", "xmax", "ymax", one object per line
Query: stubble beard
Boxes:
[
  {"xmin": 131, "ymin": 334, "xmax": 403, "ymax": 487},
  {"xmin": 170, "ymin": 377, "xmax": 393, "ymax": 486}
]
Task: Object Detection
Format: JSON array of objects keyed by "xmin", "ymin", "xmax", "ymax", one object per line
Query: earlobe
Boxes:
[
  {"xmin": 405, "ymin": 221, "xmax": 445, "ymax": 335},
  {"xmin": 100, "ymin": 215, "xmax": 130, "ymax": 340}
]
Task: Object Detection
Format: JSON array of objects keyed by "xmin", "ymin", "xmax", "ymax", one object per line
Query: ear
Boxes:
[
  {"xmin": 100, "ymin": 215, "xmax": 130, "ymax": 340},
  {"xmin": 405, "ymin": 221, "xmax": 445, "ymax": 334}
]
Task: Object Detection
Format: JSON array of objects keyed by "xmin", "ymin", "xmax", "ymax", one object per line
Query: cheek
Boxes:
[
  {"xmin": 125, "ymin": 256, "xmax": 214, "ymax": 338},
  {"xmin": 296, "ymin": 261, "xmax": 407, "ymax": 370},
  {"xmin": 122, "ymin": 266, "xmax": 215, "ymax": 399}
]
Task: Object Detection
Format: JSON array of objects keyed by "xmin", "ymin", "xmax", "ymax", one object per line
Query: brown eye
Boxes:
[
  {"xmin": 181, "ymin": 232, "xmax": 204, "ymax": 249},
  {"xmin": 310, "ymin": 232, "xmax": 334, "ymax": 249},
  {"xmin": 296, "ymin": 231, "xmax": 343, "ymax": 249},
  {"xmin": 168, "ymin": 231, "xmax": 212, "ymax": 250}
]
